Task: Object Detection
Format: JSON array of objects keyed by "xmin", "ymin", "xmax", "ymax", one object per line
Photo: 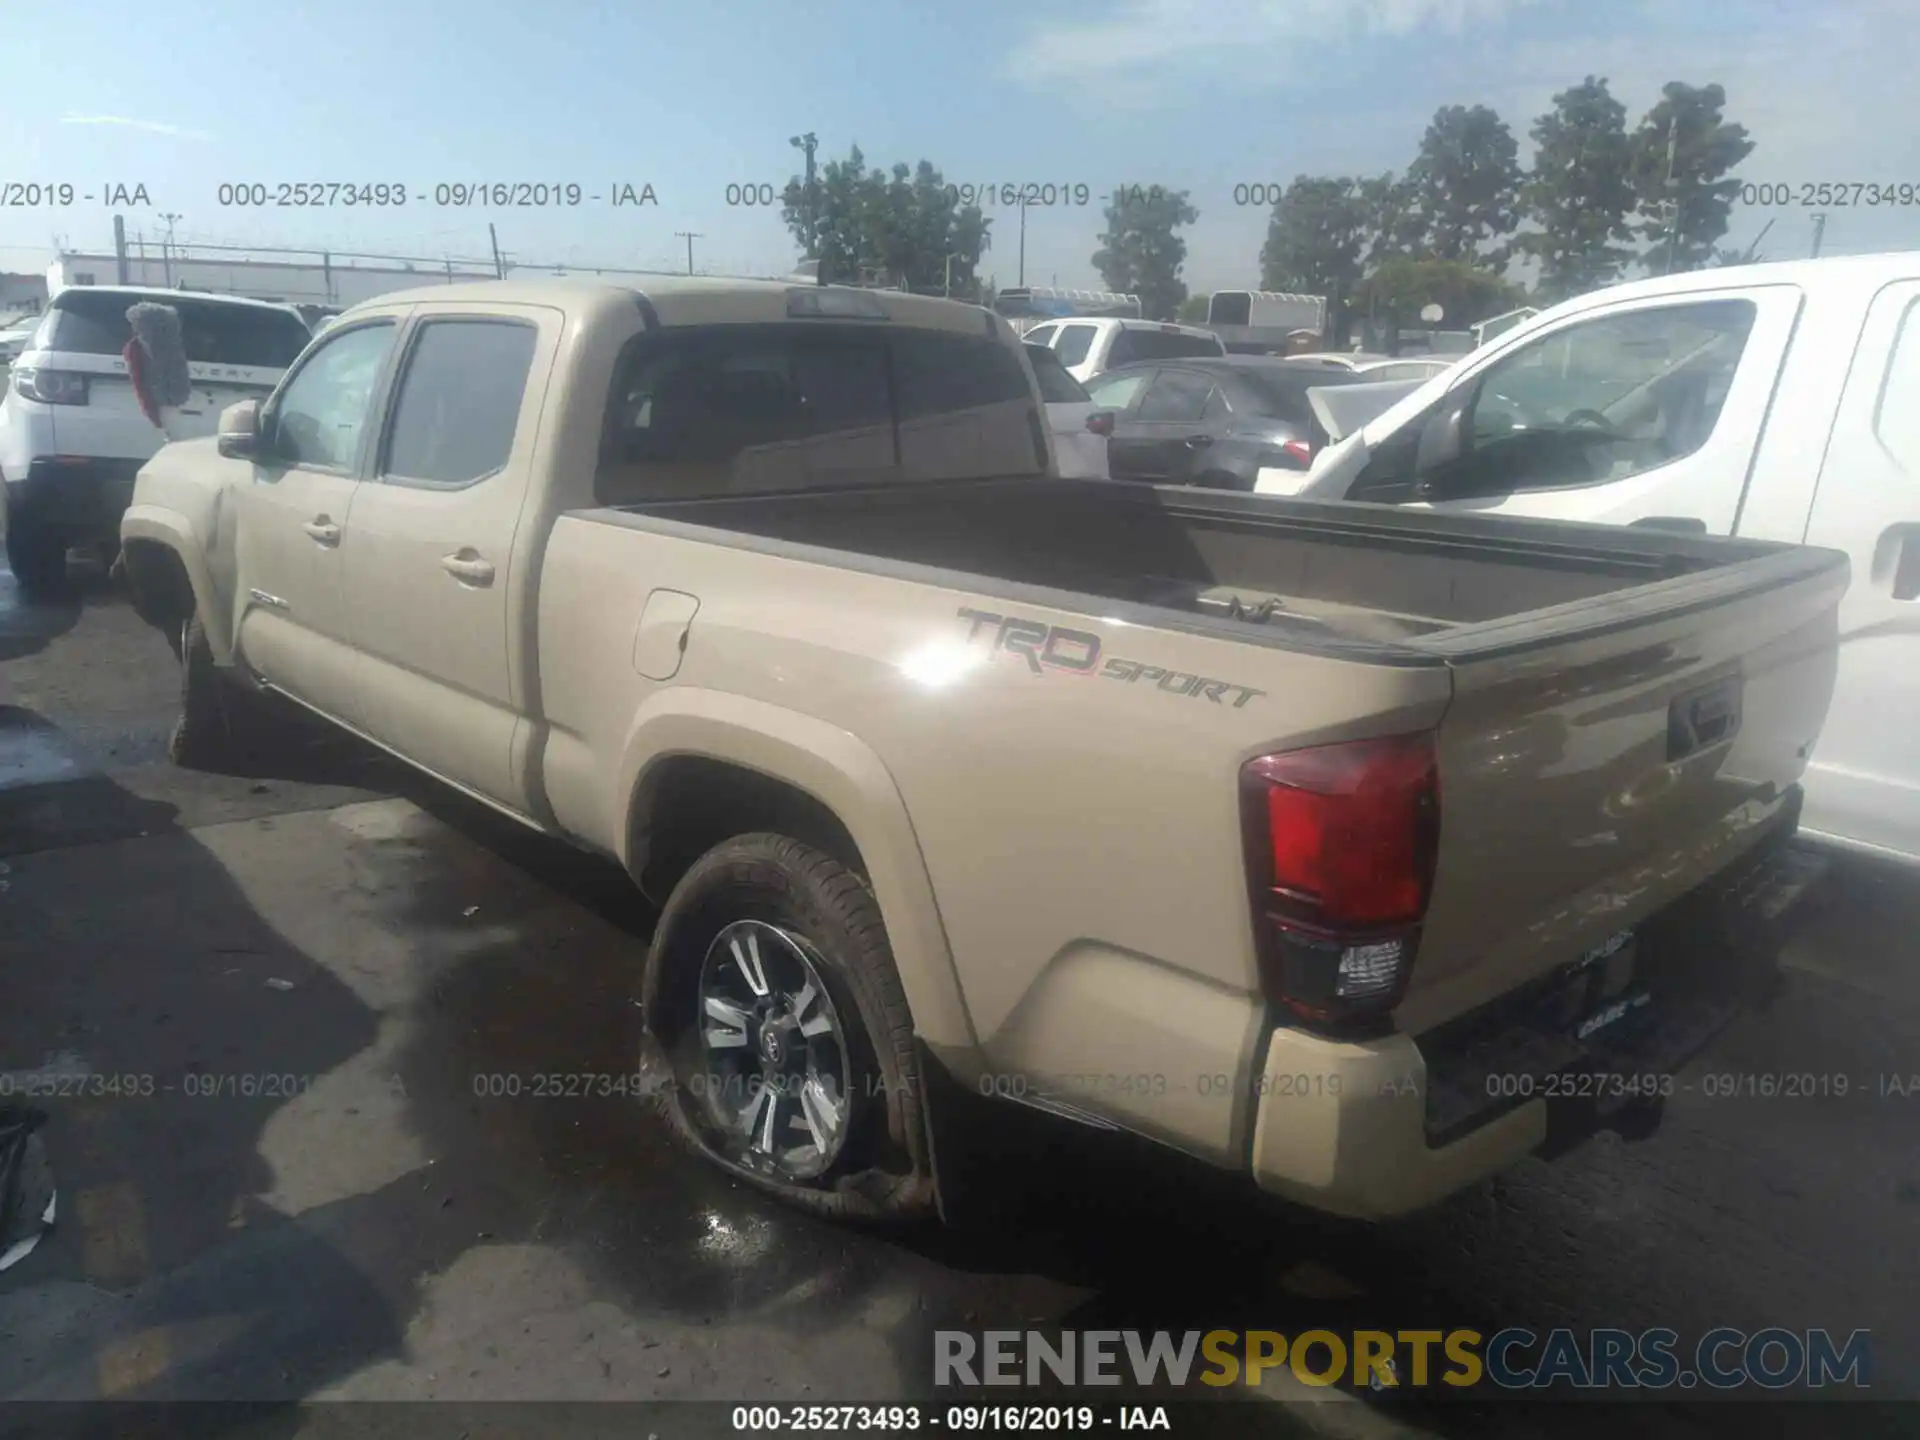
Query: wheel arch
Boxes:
[
  {"xmin": 120, "ymin": 506, "xmax": 236, "ymax": 665},
  {"xmin": 614, "ymin": 691, "xmax": 978, "ymax": 1059}
]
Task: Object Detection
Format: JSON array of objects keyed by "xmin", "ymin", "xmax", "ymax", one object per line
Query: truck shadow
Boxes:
[{"xmin": 0, "ymin": 767, "xmax": 402, "ymax": 1425}]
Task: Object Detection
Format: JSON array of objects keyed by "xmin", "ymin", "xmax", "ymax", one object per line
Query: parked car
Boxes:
[
  {"xmin": 1020, "ymin": 315, "xmax": 1226, "ymax": 383},
  {"xmin": 1024, "ymin": 341, "xmax": 1110, "ymax": 479},
  {"xmin": 122, "ymin": 276, "xmax": 1840, "ymax": 1226},
  {"xmin": 1288, "ymin": 251, "xmax": 1920, "ymax": 870},
  {"xmin": 1082, "ymin": 356, "xmax": 1371, "ymax": 488},
  {"xmin": 1, "ymin": 285, "xmax": 312, "ymax": 592}
]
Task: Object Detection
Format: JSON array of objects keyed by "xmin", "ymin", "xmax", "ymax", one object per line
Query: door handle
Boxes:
[
  {"xmin": 1887, "ymin": 525, "xmax": 1920, "ymax": 602},
  {"xmin": 301, "ymin": 518, "xmax": 340, "ymax": 546},
  {"xmin": 440, "ymin": 551, "xmax": 496, "ymax": 586},
  {"xmin": 1183, "ymin": 435, "xmax": 1214, "ymax": 449}
]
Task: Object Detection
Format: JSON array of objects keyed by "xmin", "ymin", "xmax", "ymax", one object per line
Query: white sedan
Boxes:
[{"xmin": 1024, "ymin": 342, "xmax": 1111, "ymax": 479}]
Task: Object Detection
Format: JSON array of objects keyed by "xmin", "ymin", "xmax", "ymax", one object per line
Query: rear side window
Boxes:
[
  {"xmin": 1110, "ymin": 328, "xmax": 1223, "ymax": 366},
  {"xmin": 1023, "ymin": 324, "xmax": 1060, "ymax": 348},
  {"xmin": 382, "ymin": 320, "xmax": 538, "ymax": 487},
  {"xmin": 1136, "ymin": 370, "xmax": 1214, "ymax": 421},
  {"xmin": 1054, "ymin": 324, "xmax": 1098, "ymax": 366},
  {"xmin": 1239, "ymin": 367, "xmax": 1366, "ymax": 426},
  {"xmin": 1024, "ymin": 344, "xmax": 1091, "ymax": 404},
  {"xmin": 596, "ymin": 323, "xmax": 1041, "ymax": 502},
  {"xmin": 43, "ymin": 292, "xmax": 310, "ymax": 368}
]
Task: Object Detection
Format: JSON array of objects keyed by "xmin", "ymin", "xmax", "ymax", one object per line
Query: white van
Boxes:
[
  {"xmin": 1020, "ymin": 316, "xmax": 1226, "ymax": 384},
  {"xmin": 1, "ymin": 285, "xmax": 311, "ymax": 592},
  {"xmin": 1282, "ymin": 252, "xmax": 1920, "ymax": 869}
]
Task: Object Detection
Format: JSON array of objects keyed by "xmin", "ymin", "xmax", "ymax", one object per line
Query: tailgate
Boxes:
[{"xmin": 1395, "ymin": 544, "xmax": 1846, "ymax": 1034}]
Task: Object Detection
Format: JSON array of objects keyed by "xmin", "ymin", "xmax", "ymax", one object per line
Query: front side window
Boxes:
[
  {"xmin": 1441, "ymin": 298, "xmax": 1757, "ymax": 497},
  {"xmin": 1873, "ymin": 298, "xmax": 1920, "ymax": 476},
  {"xmin": 269, "ymin": 322, "xmax": 397, "ymax": 471},
  {"xmin": 382, "ymin": 319, "xmax": 538, "ymax": 487}
]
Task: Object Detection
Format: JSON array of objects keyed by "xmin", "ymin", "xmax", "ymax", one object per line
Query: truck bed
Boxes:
[
  {"xmin": 589, "ymin": 476, "xmax": 1844, "ymax": 1041},
  {"xmin": 610, "ymin": 476, "xmax": 1837, "ymax": 661}
]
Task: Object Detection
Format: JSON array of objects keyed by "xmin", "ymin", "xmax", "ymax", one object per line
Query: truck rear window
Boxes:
[
  {"xmin": 43, "ymin": 291, "xmax": 311, "ymax": 369},
  {"xmin": 596, "ymin": 322, "xmax": 1046, "ymax": 502},
  {"xmin": 1107, "ymin": 329, "xmax": 1223, "ymax": 366}
]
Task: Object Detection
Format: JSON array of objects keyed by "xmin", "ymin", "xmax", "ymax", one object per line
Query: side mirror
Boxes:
[
  {"xmin": 217, "ymin": 399, "xmax": 262, "ymax": 460},
  {"xmin": 1413, "ymin": 398, "xmax": 1468, "ymax": 480}
]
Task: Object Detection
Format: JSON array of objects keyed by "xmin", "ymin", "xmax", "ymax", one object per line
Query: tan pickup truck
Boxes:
[{"xmin": 119, "ymin": 277, "xmax": 1843, "ymax": 1225}]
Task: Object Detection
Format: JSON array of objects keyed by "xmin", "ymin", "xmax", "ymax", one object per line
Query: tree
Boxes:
[
  {"xmin": 1628, "ymin": 82, "xmax": 1755, "ymax": 275},
  {"xmin": 1515, "ymin": 77, "xmax": 1637, "ymax": 302},
  {"xmin": 1355, "ymin": 257, "xmax": 1522, "ymax": 329},
  {"xmin": 780, "ymin": 145, "xmax": 988, "ymax": 291},
  {"xmin": 1091, "ymin": 185, "xmax": 1198, "ymax": 320},
  {"xmin": 1354, "ymin": 172, "xmax": 1423, "ymax": 269},
  {"xmin": 1403, "ymin": 105, "xmax": 1525, "ymax": 265},
  {"xmin": 1259, "ymin": 176, "xmax": 1367, "ymax": 305}
]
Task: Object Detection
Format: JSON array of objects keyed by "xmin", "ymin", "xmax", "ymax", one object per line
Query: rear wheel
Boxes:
[
  {"xmin": 4, "ymin": 508, "xmax": 69, "ymax": 596},
  {"xmin": 641, "ymin": 833, "xmax": 935, "ymax": 1223}
]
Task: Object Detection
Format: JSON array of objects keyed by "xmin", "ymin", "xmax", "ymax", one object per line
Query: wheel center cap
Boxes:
[{"xmin": 758, "ymin": 1023, "xmax": 788, "ymax": 1066}]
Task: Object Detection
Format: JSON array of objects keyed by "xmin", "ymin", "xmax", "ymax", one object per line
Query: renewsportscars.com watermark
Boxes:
[{"xmin": 935, "ymin": 1328, "xmax": 1871, "ymax": 1392}]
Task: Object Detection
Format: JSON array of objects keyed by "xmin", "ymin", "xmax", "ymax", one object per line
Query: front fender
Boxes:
[
  {"xmin": 614, "ymin": 688, "xmax": 979, "ymax": 1060},
  {"xmin": 120, "ymin": 502, "xmax": 239, "ymax": 666}
]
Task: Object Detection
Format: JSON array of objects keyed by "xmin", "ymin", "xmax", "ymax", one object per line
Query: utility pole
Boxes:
[
  {"xmin": 790, "ymin": 131, "xmax": 820, "ymax": 279},
  {"xmin": 158, "ymin": 212, "xmax": 182, "ymax": 286},
  {"xmin": 488, "ymin": 223, "xmax": 506, "ymax": 279},
  {"xmin": 112, "ymin": 213, "xmax": 129, "ymax": 284},
  {"xmin": 1660, "ymin": 116, "xmax": 1681, "ymax": 276},
  {"xmin": 1810, "ymin": 212, "xmax": 1828, "ymax": 259},
  {"xmin": 1017, "ymin": 194, "xmax": 1028, "ymax": 287},
  {"xmin": 676, "ymin": 231, "xmax": 703, "ymax": 275}
]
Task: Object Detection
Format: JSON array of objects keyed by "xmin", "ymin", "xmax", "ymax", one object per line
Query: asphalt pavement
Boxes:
[{"xmin": 2, "ymin": 561, "xmax": 1917, "ymax": 1440}]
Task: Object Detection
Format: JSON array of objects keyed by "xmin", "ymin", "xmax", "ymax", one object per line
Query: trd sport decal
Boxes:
[{"xmin": 957, "ymin": 607, "xmax": 1265, "ymax": 708}]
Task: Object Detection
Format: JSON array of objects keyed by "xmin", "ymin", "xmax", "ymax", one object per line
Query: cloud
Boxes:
[
  {"xmin": 59, "ymin": 114, "xmax": 212, "ymax": 141},
  {"xmin": 1001, "ymin": 0, "xmax": 1543, "ymax": 87}
]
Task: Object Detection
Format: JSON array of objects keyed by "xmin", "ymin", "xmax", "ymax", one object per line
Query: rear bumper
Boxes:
[
  {"xmin": 1249, "ymin": 788, "xmax": 1819, "ymax": 1219},
  {"xmin": 4, "ymin": 456, "xmax": 144, "ymax": 538}
]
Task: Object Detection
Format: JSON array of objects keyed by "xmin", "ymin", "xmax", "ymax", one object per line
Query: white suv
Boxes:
[
  {"xmin": 1, "ymin": 286, "xmax": 311, "ymax": 592},
  {"xmin": 1019, "ymin": 316, "xmax": 1226, "ymax": 384}
]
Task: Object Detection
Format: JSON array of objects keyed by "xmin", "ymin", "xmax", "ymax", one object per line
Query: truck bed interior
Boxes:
[{"xmin": 614, "ymin": 478, "xmax": 1769, "ymax": 646}]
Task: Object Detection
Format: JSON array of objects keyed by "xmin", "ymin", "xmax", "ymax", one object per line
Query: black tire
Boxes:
[
  {"xmin": 640, "ymin": 833, "xmax": 936, "ymax": 1224},
  {"xmin": 168, "ymin": 614, "xmax": 234, "ymax": 769},
  {"xmin": 5, "ymin": 508, "xmax": 69, "ymax": 596}
]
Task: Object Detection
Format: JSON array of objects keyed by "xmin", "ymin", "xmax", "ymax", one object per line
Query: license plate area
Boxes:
[{"xmin": 1416, "ymin": 796, "xmax": 1812, "ymax": 1147}]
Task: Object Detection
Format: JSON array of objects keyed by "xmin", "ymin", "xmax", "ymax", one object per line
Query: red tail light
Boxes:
[
  {"xmin": 1240, "ymin": 733, "xmax": 1440, "ymax": 1031},
  {"xmin": 11, "ymin": 366, "xmax": 90, "ymax": 406},
  {"xmin": 1086, "ymin": 410, "xmax": 1115, "ymax": 437}
]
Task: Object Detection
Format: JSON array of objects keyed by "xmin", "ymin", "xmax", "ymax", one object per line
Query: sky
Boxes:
[{"xmin": 3, "ymin": 0, "xmax": 1916, "ymax": 294}]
